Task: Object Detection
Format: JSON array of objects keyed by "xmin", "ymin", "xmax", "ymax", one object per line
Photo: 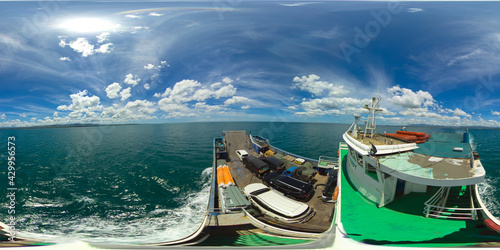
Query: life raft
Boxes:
[{"xmin": 385, "ymin": 131, "xmax": 430, "ymax": 144}]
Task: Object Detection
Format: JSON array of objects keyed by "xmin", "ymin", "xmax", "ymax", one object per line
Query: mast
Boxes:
[{"xmin": 363, "ymin": 97, "xmax": 382, "ymax": 138}]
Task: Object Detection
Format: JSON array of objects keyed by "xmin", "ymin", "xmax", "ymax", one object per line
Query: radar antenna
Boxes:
[{"xmin": 364, "ymin": 97, "xmax": 382, "ymax": 138}]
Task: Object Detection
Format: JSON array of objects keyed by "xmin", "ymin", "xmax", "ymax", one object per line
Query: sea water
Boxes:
[{"xmin": 0, "ymin": 122, "xmax": 499, "ymax": 243}]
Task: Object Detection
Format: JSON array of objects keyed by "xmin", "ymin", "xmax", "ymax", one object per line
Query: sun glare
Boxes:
[{"xmin": 58, "ymin": 18, "xmax": 120, "ymax": 33}]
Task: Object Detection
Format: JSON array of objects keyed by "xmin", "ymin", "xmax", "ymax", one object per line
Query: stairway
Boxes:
[{"xmin": 424, "ymin": 186, "xmax": 482, "ymax": 220}]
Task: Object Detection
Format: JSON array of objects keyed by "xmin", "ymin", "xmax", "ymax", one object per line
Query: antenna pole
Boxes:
[{"xmin": 364, "ymin": 97, "xmax": 382, "ymax": 138}]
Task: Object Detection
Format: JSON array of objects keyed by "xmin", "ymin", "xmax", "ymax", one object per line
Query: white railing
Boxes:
[{"xmin": 423, "ymin": 186, "xmax": 483, "ymax": 220}]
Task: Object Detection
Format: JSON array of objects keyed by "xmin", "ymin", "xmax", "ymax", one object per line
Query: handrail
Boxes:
[
  {"xmin": 241, "ymin": 208, "xmax": 323, "ymax": 239},
  {"xmin": 424, "ymin": 186, "xmax": 483, "ymax": 220},
  {"xmin": 424, "ymin": 187, "xmax": 447, "ymax": 207}
]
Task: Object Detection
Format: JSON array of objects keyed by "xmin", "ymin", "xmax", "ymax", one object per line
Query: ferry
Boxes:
[{"xmin": 2, "ymin": 98, "xmax": 500, "ymax": 249}]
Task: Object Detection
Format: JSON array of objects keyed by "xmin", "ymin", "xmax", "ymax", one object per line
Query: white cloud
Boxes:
[
  {"xmin": 53, "ymin": 111, "xmax": 58, "ymax": 117},
  {"xmin": 447, "ymin": 49, "xmax": 482, "ymax": 66},
  {"xmin": 0, "ymin": 35, "xmax": 24, "ymax": 51},
  {"xmin": 125, "ymin": 14, "xmax": 141, "ymax": 19},
  {"xmin": 144, "ymin": 64, "xmax": 155, "ymax": 70},
  {"xmin": 59, "ymin": 37, "xmax": 113, "ymax": 57},
  {"xmin": 55, "ymin": 90, "xmax": 102, "ymax": 120},
  {"xmin": 154, "ymin": 88, "xmax": 171, "ymax": 98},
  {"xmin": 281, "ymin": 2, "xmax": 318, "ymax": 7},
  {"xmin": 105, "ymin": 82, "xmax": 122, "ymax": 99},
  {"xmin": 407, "ymin": 8, "xmax": 423, "ymax": 13},
  {"xmin": 144, "ymin": 84, "xmax": 150, "ymax": 90},
  {"xmin": 443, "ymin": 108, "xmax": 472, "ymax": 118},
  {"xmin": 153, "ymin": 78, "xmax": 243, "ymax": 118},
  {"xmin": 144, "ymin": 62, "xmax": 168, "ymax": 70},
  {"xmin": 292, "ymin": 74, "xmax": 350, "ymax": 97},
  {"xmin": 59, "ymin": 57, "xmax": 71, "ymax": 61},
  {"xmin": 64, "ymin": 38, "xmax": 94, "ymax": 57},
  {"xmin": 387, "ymin": 86, "xmax": 436, "ymax": 109},
  {"xmin": 120, "ymin": 87, "xmax": 132, "ymax": 101},
  {"xmin": 57, "ymin": 90, "xmax": 101, "ymax": 112},
  {"xmin": 399, "ymin": 107, "xmax": 446, "ymax": 119},
  {"xmin": 0, "ymin": 113, "xmax": 5, "ymax": 119},
  {"xmin": 310, "ymin": 27, "xmax": 338, "ymax": 39},
  {"xmin": 194, "ymin": 102, "xmax": 225, "ymax": 113},
  {"xmin": 158, "ymin": 102, "xmax": 190, "ymax": 113},
  {"xmin": 193, "ymin": 89, "xmax": 213, "ymax": 101},
  {"xmin": 170, "ymin": 79, "xmax": 202, "ymax": 99},
  {"xmin": 96, "ymin": 43, "xmax": 113, "ymax": 54},
  {"xmin": 222, "ymin": 77, "xmax": 233, "ymax": 84},
  {"xmin": 492, "ymin": 110, "xmax": 500, "ymax": 116},
  {"xmin": 149, "ymin": 12, "xmax": 163, "ymax": 17},
  {"xmin": 124, "ymin": 74, "xmax": 140, "ymax": 87},
  {"xmin": 125, "ymin": 100, "xmax": 156, "ymax": 114},
  {"xmin": 96, "ymin": 32, "xmax": 110, "ymax": 44},
  {"xmin": 214, "ymin": 85, "xmax": 237, "ymax": 99},
  {"xmin": 19, "ymin": 113, "xmax": 27, "ymax": 118},
  {"xmin": 224, "ymin": 96, "xmax": 252, "ymax": 106}
]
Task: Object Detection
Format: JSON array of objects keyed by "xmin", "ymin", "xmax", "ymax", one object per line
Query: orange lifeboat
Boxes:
[
  {"xmin": 217, "ymin": 165, "xmax": 235, "ymax": 187},
  {"xmin": 385, "ymin": 131, "xmax": 430, "ymax": 144}
]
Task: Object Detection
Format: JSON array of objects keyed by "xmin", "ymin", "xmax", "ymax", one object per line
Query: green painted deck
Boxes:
[{"xmin": 339, "ymin": 145, "xmax": 500, "ymax": 247}]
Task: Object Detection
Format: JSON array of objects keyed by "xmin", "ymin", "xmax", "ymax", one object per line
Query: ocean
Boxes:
[{"xmin": 1, "ymin": 122, "xmax": 499, "ymax": 243}]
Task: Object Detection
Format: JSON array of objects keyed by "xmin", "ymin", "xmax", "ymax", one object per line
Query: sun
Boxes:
[{"xmin": 57, "ymin": 17, "xmax": 120, "ymax": 33}]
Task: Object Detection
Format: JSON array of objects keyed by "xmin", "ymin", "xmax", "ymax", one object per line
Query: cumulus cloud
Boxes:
[
  {"xmin": 224, "ymin": 96, "xmax": 252, "ymax": 106},
  {"xmin": 56, "ymin": 90, "xmax": 102, "ymax": 120},
  {"xmin": 442, "ymin": 108, "xmax": 472, "ymax": 118},
  {"xmin": 290, "ymin": 74, "xmax": 370, "ymax": 117},
  {"xmin": 105, "ymin": 82, "xmax": 122, "ymax": 99},
  {"xmin": 59, "ymin": 57, "xmax": 71, "ymax": 61},
  {"xmin": 59, "ymin": 37, "xmax": 113, "ymax": 57},
  {"xmin": 124, "ymin": 74, "xmax": 140, "ymax": 87},
  {"xmin": 156, "ymin": 79, "xmax": 234, "ymax": 104},
  {"xmin": 492, "ymin": 110, "xmax": 500, "ymax": 116},
  {"xmin": 292, "ymin": 74, "xmax": 350, "ymax": 97},
  {"xmin": 158, "ymin": 102, "xmax": 190, "ymax": 113},
  {"xmin": 57, "ymin": 90, "xmax": 101, "ymax": 112},
  {"xmin": 144, "ymin": 64, "xmax": 155, "ymax": 70},
  {"xmin": 120, "ymin": 87, "xmax": 132, "ymax": 101},
  {"xmin": 222, "ymin": 77, "xmax": 233, "ymax": 84},
  {"xmin": 96, "ymin": 32, "xmax": 110, "ymax": 44},
  {"xmin": 154, "ymin": 78, "xmax": 242, "ymax": 118},
  {"xmin": 144, "ymin": 61, "xmax": 168, "ymax": 70},
  {"xmin": 214, "ymin": 85, "xmax": 237, "ymax": 99},
  {"xmin": 387, "ymin": 86, "xmax": 436, "ymax": 109},
  {"xmin": 125, "ymin": 100, "xmax": 156, "ymax": 114},
  {"xmin": 0, "ymin": 113, "xmax": 5, "ymax": 119},
  {"xmin": 144, "ymin": 83, "xmax": 150, "ymax": 90}
]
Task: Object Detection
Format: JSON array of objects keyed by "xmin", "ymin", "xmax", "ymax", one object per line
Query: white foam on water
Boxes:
[
  {"xmin": 477, "ymin": 176, "xmax": 500, "ymax": 218},
  {"xmin": 16, "ymin": 167, "xmax": 213, "ymax": 244}
]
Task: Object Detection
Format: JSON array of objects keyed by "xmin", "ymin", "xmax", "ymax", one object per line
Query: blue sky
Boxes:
[{"xmin": 1, "ymin": 1, "xmax": 500, "ymax": 128}]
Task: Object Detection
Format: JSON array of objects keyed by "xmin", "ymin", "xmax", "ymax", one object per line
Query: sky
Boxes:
[{"xmin": 1, "ymin": 1, "xmax": 500, "ymax": 128}]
